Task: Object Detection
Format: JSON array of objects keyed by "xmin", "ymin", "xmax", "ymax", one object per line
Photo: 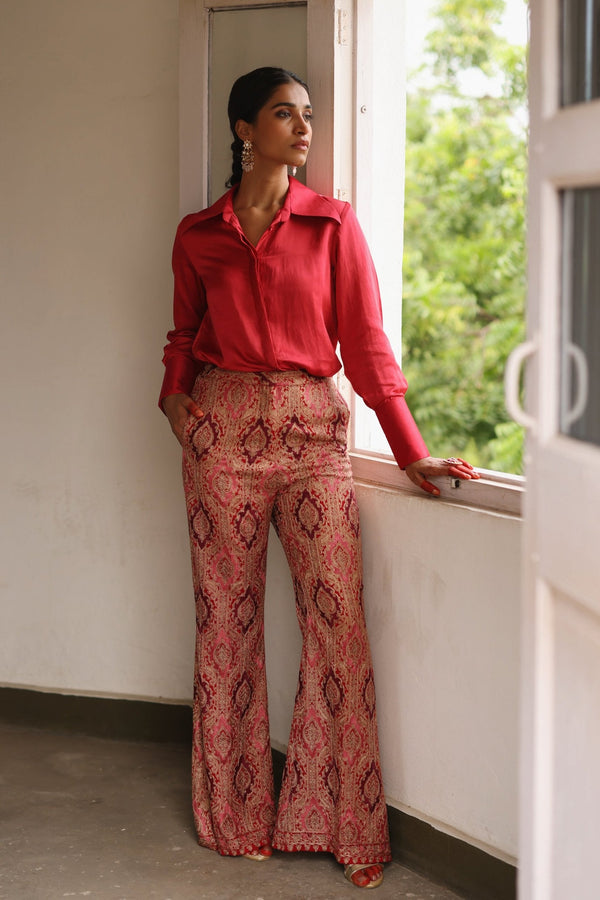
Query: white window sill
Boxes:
[{"xmin": 350, "ymin": 451, "xmax": 524, "ymax": 518}]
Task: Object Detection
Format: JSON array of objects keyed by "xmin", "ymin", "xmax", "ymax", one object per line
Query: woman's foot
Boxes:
[
  {"xmin": 243, "ymin": 843, "xmax": 273, "ymax": 861},
  {"xmin": 344, "ymin": 863, "xmax": 384, "ymax": 889}
]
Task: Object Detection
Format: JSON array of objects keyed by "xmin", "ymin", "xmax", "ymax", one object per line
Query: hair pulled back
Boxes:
[{"xmin": 226, "ymin": 66, "xmax": 309, "ymax": 188}]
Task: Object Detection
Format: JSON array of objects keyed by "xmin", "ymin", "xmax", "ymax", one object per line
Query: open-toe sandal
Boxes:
[
  {"xmin": 344, "ymin": 863, "xmax": 384, "ymax": 889},
  {"xmin": 243, "ymin": 844, "xmax": 273, "ymax": 861}
]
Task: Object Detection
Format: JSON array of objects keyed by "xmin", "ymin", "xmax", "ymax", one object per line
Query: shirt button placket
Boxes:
[{"xmin": 251, "ymin": 239, "xmax": 278, "ymax": 369}]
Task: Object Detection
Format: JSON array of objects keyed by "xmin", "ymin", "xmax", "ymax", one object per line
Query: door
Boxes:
[{"xmin": 506, "ymin": 1, "xmax": 600, "ymax": 897}]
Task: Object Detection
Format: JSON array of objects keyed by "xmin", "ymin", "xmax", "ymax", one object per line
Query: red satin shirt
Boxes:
[{"xmin": 160, "ymin": 177, "xmax": 428, "ymax": 468}]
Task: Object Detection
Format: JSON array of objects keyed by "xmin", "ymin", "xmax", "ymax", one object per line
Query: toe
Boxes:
[
  {"xmin": 367, "ymin": 865, "xmax": 382, "ymax": 882},
  {"xmin": 352, "ymin": 869, "xmax": 371, "ymax": 887}
]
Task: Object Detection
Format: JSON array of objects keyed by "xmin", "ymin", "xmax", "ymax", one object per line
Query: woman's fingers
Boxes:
[
  {"xmin": 420, "ymin": 480, "xmax": 441, "ymax": 496},
  {"xmin": 180, "ymin": 401, "xmax": 204, "ymax": 443},
  {"xmin": 404, "ymin": 454, "xmax": 480, "ymax": 496},
  {"xmin": 184, "ymin": 399, "xmax": 204, "ymax": 419},
  {"xmin": 443, "ymin": 457, "xmax": 480, "ymax": 479},
  {"xmin": 404, "ymin": 463, "xmax": 441, "ymax": 496},
  {"xmin": 449, "ymin": 464, "xmax": 478, "ymax": 479},
  {"xmin": 162, "ymin": 393, "xmax": 204, "ymax": 446},
  {"xmin": 175, "ymin": 402, "xmax": 205, "ymax": 446}
]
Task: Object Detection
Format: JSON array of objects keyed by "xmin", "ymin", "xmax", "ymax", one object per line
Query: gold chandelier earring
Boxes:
[{"xmin": 241, "ymin": 139, "xmax": 254, "ymax": 173}]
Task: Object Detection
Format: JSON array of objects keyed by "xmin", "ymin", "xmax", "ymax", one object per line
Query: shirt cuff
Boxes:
[
  {"xmin": 375, "ymin": 395, "xmax": 429, "ymax": 469},
  {"xmin": 158, "ymin": 358, "xmax": 200, "ymax": 412}
]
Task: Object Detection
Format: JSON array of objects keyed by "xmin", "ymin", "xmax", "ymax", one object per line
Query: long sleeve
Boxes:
[
  {"xmin": 334, "ymin": 203, "xmax": 429, "ymax": 468},
  {"xmin": 159, "ymin": 222, "xmax": 207, "ymax": 410}
]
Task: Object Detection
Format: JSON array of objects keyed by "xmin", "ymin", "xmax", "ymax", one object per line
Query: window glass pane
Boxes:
[
  {"xmin": 209, "ymin": 6, "xmax": 307, "ymax": 203},
  {"xmin": 398, "ymin": 0, "xmax": 528, "ymax": 474},
  {"xmin": 561, "ymin": 0, "xmax": 600, "ymax": 105},
  {"xmin": 561, "ymin": 188, "xmax": 600, "ymax": 445}
]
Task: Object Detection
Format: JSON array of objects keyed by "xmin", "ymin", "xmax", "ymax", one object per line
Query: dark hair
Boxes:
[{"xmin": 226, "ymin": 66, "xmax": 309, "ymax": 188}]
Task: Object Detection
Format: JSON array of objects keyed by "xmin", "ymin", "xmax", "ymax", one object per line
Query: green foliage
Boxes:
[{"xmin": 402, "ymin": 0, "xmax": 527, "ymax": 473}]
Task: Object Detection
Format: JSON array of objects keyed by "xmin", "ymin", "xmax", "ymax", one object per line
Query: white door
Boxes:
[{"xmin": 507, "ymin": 1, "xmax": 600, "ymax": 897}]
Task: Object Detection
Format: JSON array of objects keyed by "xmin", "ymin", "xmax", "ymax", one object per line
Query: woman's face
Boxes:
[{"xmin": 237, "ymin": 81, "xmax": 312, "ymax": 172}]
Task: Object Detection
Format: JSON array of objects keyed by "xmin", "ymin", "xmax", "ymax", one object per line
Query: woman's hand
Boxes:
[
  {"xmin": 404, "ymin": 455, "xmax": 480, "ymax": 497},
  {"xmin": 162, "ymin": 393, "xmax": 204, "ymax": 446}
]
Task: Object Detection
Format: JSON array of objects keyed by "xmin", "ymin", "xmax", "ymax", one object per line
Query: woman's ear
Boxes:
[{"xmin": 235, "ymin": 120, "xmax": 252, "ymax": 142}]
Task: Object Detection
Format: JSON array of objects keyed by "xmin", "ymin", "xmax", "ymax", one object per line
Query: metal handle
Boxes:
[
  {"xmin": 504, "ymin": 339, "xmax": 537, "ymax": 430},
  {"xmin": 563, "ymin": 342, "xmax": 589, "ymax": 427}
]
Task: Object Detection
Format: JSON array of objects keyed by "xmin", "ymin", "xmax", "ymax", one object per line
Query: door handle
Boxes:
[
  {"xmin": 505, "ymin": 339, "xmax": 537, "ymax": 430},
  {"xmin": 563, "ymin": 342, "xmax": 589, "ymax": 428}
]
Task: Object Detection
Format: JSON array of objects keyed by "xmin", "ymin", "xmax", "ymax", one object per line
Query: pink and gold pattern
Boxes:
[{"xmin": 182, "ymin": 367, "xmax": 391, "ymax": 864}]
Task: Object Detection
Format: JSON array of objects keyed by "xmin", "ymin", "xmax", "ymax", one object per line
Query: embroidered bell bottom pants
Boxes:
[{"xmin": 182, "ymin": 367, "xmax": 391, "ymax": 865}]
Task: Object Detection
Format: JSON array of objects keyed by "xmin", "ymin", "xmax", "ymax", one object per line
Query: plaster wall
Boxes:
[{"xmin": 0, "ymin": 0, "xmax": 194, "ymax": 699}]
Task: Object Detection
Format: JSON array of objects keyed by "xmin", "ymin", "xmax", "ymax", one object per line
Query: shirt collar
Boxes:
[
  {"xmin": 283, "ymin": 177, "xmax": 342, "ymax": 223},
  {"xmin": 181, "ymin": 177, "xmax": 342, "ymax": 231}
]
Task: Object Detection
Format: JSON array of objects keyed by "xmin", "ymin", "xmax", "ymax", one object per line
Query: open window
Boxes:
[{"xmin": 348, "ymin": 0, "xmax": 527, "ymax": 516}]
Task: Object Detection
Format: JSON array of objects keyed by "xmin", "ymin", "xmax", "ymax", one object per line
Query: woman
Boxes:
[{"xmin": 160, "ymin": 67, "xmax": 479, "ymax": 891}]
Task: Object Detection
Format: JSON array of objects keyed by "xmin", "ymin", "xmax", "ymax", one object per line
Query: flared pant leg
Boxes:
[
  {"xmin": 270, "ymin": 431, "xmax": 391, "ymax": 864},
  {"xmin": 182, "ymin": 370, "xmax": 277, "ymax": 856}
]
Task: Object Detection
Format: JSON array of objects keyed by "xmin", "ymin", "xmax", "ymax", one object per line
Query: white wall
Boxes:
[
  {"xmin": 0, "ymin": 0, "xmax": 195, "ymax": 700},
  {"xmin": 0, "ymin": 0, "xmax": 520, "ymax": 867}
]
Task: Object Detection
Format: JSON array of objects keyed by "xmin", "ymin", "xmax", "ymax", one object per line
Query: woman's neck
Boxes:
[{"xmin": 233, "ymin": 166, "xmax": 290, "ymax": 211}]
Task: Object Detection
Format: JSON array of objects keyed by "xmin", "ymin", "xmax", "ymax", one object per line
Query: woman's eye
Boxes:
[{"xmin": 277, "ymin": 110, "xmax": 291, "ymax": 118}]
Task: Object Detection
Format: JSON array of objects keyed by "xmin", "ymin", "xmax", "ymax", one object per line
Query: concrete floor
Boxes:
[{"xmin": 0, "ymin": 722, "xmax": 462, "ymax": 900}]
